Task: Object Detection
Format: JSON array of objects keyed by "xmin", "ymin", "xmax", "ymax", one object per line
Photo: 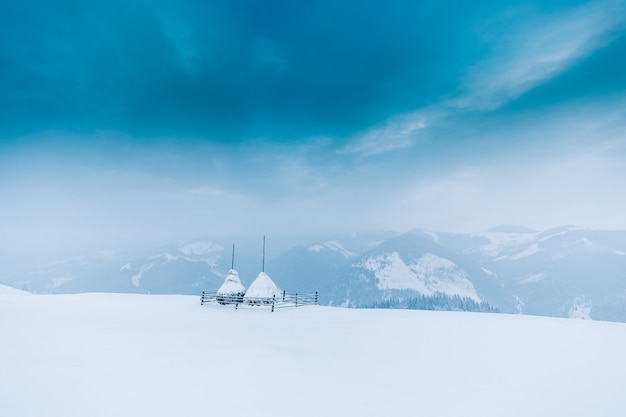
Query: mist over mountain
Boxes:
[{"xmin": 5, "ymin": 225, "xmax": 626, "ymax": 322}]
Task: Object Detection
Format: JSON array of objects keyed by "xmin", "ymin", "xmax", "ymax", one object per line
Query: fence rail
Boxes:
[{"xmin": 201, "ymin": 290, "xmax": 318, "ymax": 312}]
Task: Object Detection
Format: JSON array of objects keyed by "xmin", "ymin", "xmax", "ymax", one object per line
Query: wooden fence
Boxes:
[{"xmin": 201, "ymin": 290, "xmax": 318, "ymax": 312}]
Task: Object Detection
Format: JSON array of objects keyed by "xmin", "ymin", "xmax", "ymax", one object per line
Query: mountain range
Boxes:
[{"xmin": 5, "ymin": 225, "xmax": 626, "ymax": 322}]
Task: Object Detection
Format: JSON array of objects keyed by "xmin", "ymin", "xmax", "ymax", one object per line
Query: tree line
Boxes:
[{"xmin": 364, "ymin": 293, "xmax": 499, "ymax": 313}]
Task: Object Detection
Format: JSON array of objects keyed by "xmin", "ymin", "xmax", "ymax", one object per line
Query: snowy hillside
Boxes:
[
  {"xmin": 2, "ymin": 290, "xmax": 626, "ymax": 417},
  {"xmin": 326, "ymin": 232, "xmax": 507, "ymax": 309},
  {"xmin": 0, "ymin": 284, "xmax": 30, "ymax": 295},
  {"xmin": 273, "ymin": 227, "xmax": 626, "ymax": 320},
  {"xmin": 356, "ymin": 252, "xmax": 480, "ymax": 300}
]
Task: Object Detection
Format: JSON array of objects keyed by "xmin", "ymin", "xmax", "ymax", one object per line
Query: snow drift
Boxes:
[{"xmin": 2, "ymin": 289, "xmax": 626, "ymax": 417}]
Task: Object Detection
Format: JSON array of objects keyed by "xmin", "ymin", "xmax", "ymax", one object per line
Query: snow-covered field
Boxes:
[{"xmin": 2, "ymin": 285, "xmax": 626, "ymax": 417}]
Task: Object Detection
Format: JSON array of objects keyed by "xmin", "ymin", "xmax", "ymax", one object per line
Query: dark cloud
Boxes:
[{"xmin": 0, "ymin": 0, "xmax": 540, "ymax": 141}]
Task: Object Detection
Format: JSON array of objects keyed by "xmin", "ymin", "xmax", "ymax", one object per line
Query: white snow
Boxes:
[
  {"xmin": 217, "ymin": 269, "xmax": 246, "ymax": 296},
  {"xmin": 495, "ymin": 243, "xmax": 544, "ymax": 261},
  {"xmin": 422, "ymin": 230, "xmax": 440, "ymax": 242},
  {"xmin": 538, "ymin": 226, "xmax": 582, "ymax": 242},
  {"xmin": 614, "ymin": 250, "xmax": 626, "ymax": 256},
  {"xmin": 569, "ymin": 296, "xmax": 593, "ymax": 320},
  {"xmin": 0, "ymin": 284, "xmax": 30, "ymax": 295},
  {"xmin": 178, "ymin": 240, "xmax": 222, "ymax": 256},
  {"xmin": 131, "ymin": 263, "xmax": 153, "ymax": 288},
  {"xmin": 358, "ymin": 252, "xmax": 480, "ymax": 301},
  {"xmin": 307, "ymin": 241, "xmax": 356, "ymax": 258},
  {"xmin": 243, "ymin": 271, "xmax": 281, "ymax": 300},
  {"xmin": 520, "ymin": 272, "xmax": 548, "ymax": 284},
  {"xmin": 154, "ymin": 253, "xmax": 181, "ymax": 263},
  {"xmin": 515, "ymin": 295, "xmax": 525, "ymax": 314},
  {"xmin": 481, "ymin": 267, "xmax": 497, "ymax": 277},
  {"xmin": 2, "ymin": 291, "xmax": 626, "ymax": 417},
  {"xmin": 472, "ymin": 231, "xmax": 538, "ymax": 257}
]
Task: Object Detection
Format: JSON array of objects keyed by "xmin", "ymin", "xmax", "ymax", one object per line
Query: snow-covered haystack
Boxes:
[
  {"xmin": 243, "ymin": 272, "xmax": 281, "ymax": 305},
  {"xmin": 216, "ymin": 269, "xmax": 246, "ymax": 305}
]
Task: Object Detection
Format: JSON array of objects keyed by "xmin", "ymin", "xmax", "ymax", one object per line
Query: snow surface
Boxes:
[
  {"xmin": 243, "ymin": 271, "xmax": 281, "ymax": 300},
  {"xmin": 358, "ymin": 252, "xmax": 480, "ymax": 301},
  {"xmin": 2, "ymin": 290, "xmax": 626, "ymax": 417},
  {"xmin": 0, "ymin": 284, "xmax": 30, "ymax": 295},
  {"xmin": 217, "ymin": 269, "xmax": 246, "ymax": 295}
]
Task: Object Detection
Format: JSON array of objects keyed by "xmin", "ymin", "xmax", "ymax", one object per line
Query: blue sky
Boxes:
[{"xmin": 2, "ymin": 0, "xmax": 626, "ymax": 266}]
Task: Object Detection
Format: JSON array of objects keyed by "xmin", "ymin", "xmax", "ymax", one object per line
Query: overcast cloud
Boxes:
[{"xmin": 2, "ymin": 0, "xmax": 626, "ymax": 269}]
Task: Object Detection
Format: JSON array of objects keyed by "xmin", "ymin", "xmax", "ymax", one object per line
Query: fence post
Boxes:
[
  {"xmin": 315, "ymin": 291, "xmax": 318, "ymax": 305},
  {"xmin": 295, "ymin": 293, "xmax": 298, "ymax": 307},
  {"xmin": 282, "ymin": 290, "xmax": 286, "ymax": 302},
  {"xmin": 271, "ymin": 294, "xmax": 276, "ymax": 312}
]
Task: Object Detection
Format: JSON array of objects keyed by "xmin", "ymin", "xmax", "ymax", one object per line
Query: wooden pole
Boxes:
[{"xmin": 231, "ymin": 243, "xmax": 235, "ymax": 270}]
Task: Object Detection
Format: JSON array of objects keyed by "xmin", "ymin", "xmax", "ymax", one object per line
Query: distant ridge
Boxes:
[
  {"xmin": 485, "ymin": 225, "xmax": 538, "ymax": 233},
  {"xmin": 6, "ymin": 225, "xmax": 626, "ymax": 322}
]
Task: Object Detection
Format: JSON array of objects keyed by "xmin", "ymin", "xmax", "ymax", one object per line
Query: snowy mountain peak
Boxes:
[
  {"xmin": 178, "ymin": 239, "xmax": 223, "ymax": 256},
  {"xmin": 472, "ymin": 230, "xmax": 539, "ymax": 257},
  {"xmin": 173, "ymin": 239, "xmax": 224, "ymax": 266},
  {"xmin": 408, "ymin": 229, "xmax": 440, "ymax": 242},
  {"xmin": 307, "ymin": 241, "xmax": 357, "ymax": 258}
]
